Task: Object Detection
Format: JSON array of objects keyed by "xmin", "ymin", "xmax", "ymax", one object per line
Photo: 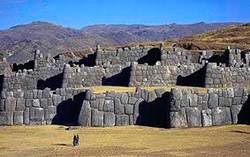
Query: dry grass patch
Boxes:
[
  {"xmin": 0, "ymin": 125, "xmax": 249, "ymax": 157},
  {"xmin": 81, "ymin": 86, "xmax": 209, "ymax": 94}
]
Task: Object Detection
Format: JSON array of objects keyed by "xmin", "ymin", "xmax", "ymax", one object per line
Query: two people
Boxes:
[{"xmin": 73, "ymin": 134, "xmax": 80, "ymax": 146}]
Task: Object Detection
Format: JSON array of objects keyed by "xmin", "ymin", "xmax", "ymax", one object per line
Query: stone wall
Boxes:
[
  {"xmin": 78, "ymin": 88, "xmax": 170, "ymax": 127},
  {"xmin": 2, "ymin": 66, "xmax": 63, "ymax": 91},
  {"xmin": 95, "ymin": 46, "xmax": 149, "ymax": 66},
  {"xmin": 78, "ymin": 87, "xmax": 249, "ymax": 128},
  {"xmin": 0, "ymin": 86, "xmax": 249, "ymax": 127},
  {"xmin": 161, "ymin": 50, "xmax": 200, "ymax": 65},
  {"xmin": 0, "ymin": 88, "xmax": 85, "ymax": 125},
  {"xmin": 95, "ymin": 46, "xmax": 203, "ymax": 66},
  {"xmin": 205, "ymin": 63, "xmax": 250, "ymax": 88},
  {"xmin": 170, "ymin": 88, "xmax": 248, "ymax": 127},
  {"xmin": 62, "ymin": 64, "xmax": 129, "ymax": 88},
  {"xmin": 129, "ymin": 63, "xmax": 204, "ymax": 87}
]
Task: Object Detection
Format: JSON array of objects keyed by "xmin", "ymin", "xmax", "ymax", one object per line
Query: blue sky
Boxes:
[{"xmin": 0, "ymin": 0, "xmax": 249, "ymax": 30}]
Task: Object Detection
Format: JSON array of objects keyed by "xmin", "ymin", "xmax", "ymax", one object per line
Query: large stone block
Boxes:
[
  {"xmin": 170, "ymin": 99, "xmax": 181, "ymax": 112},
  {"xmin": 189, "ymin": 94, "xmax": 198, "ymax": 107},
  {"xmin": 91, "ymin": 109, "xmax": 103, "ymax": 127},
  {"xmin": 32, "ymin": 99, "xmax": 40, "ymax": 107},
  {"xmin": 33, "ymin": 89, "xmax": 38, "ymax": 98},
  {"xmin": 37, "ymin": 90, "xmax": 43, "ymax": 99},
  {"xmin": 5, "ymin": 98, "xmax": 16, "ymax": 112},
  {"xmin": 114, "ymin": 98, "xmax": 124, "ymax": 114},
  {"xmin": 13, "ymin": 111, "xmax": 23, "ymax": 125},
  {"xmin": 201, "ymin": 109, "xmax": 212, "ymax": 127},
  {"xmin": 128, "ymin": 97, "xmax": 138, "ymax": 104},
  {"xmin": 104, "ymin": 112, "xmax": 115, "ymax": 127},
  {"xmin": 78, "ymin": 101, "xmax": 91, "ymax": 126},
  {"xmin": 0, "ymin": 112, "xmax": 8, "ymax": 125},
  {"xmin": 141, "ymin": 90, "xmax": 149, "ymax": 102},
  {"xmin": 170, "ymin": 109, "xmax": 187, "ymax": 128},
  {"xmin": 1, "ymin": 90, "xmax": 7, "ymax": 99},
  {"xmin": 103, "ymin": 100, "xmax": 114, "ymax": 112},
  {"xmin": 116, "ymin": 114, "xmax": 129, "ymax": 126},
  {"xmin": 208, "ymin": 94, "xmax": 218, "ymax": 109},
  {"xmin": 98, "ymin": 98, "xmax": 105, "ymax": 111},
  {"xmin": 52, "ymin": 95, "xmax": 61, "ymax": 106},
  {"xmin": 0, "ymin": 111, "xmax": 14, "ymax": 125},
  {"xmin": 24, "ymin": 108, "xmax": 30, "ymax": 125},
  {"xmin": 134, "ymin": 98, "xmax": 143, "ymax": 115},
  {"xmin": 181, "ymin": 93, "xmax": 189, "ymax": 107},
  {"xmin": 232, "ymin": 97, "xmax": 242, "ymax": 105},
  {"xmin": 45, "ymin": 106, "xmax": 56, "ymax": 120},
  {"xmin": 30, "ymin": 107, "xmax": 44, "ymax": 124},
  {"xmin": 90, "ymin": 100, "xmax": 99, "ymax": 109},
  {"xmin": 25, "ymin": 99, "xmax": 33, "ymax": 107},
  {"xmin": 219, "ymin": 97, "xmax": 232, "ymax": 107},
  {"xmin": 43, "ymin": 88, "xmax": 51, "ymax": 98},
  {"xmin": 212, "ymin": 107, "xmax": 232, "ymax": 126},
  {"xmin": 0, "ymin": 99, "xmax": 5, "ymax": 111},
  {"xmin": 6, "ymin": 112, "xmax": 13, "ymax": 125},
  {"xmin": 24, "ymin": 90, "xmax": 33, "ymax": 99},
  {"xmin": 186, "ymin": 107, "xmax": 201, "ymax": 127},
  {"xmin": 129, "ymin": 115, "xmax": 134, "ymax": 125},
  {"xmin": 125, "ymin": 104, "xmax": 134, "ymax": 115},
  {"xmin": 40, "ymin": 99, "xmax": 48, "ymax": 108},
  {"xmin": 16, "ymin": 99, "xmax": 25, "ymax": 111},
  {"xmin": 120, "ymin": 93, "xmax": 128, "ymax": 104},
  {"xmin": 231, "ymin": 105, "xmax": 242, "ymax": 124}
]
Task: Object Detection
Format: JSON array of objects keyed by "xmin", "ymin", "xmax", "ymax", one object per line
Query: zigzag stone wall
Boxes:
[
  {"xmin": 78, "ymin": 87, "xmax": 249, "ymax": 128},
  {"xmin": 62, "ymin": 64, "xmax": 128, "ymax": 88},
  {"xmin": 129, "ymin": 63, "xmax": 204, "ymax": 87},
  {"xmin": 205, "ymin": 63, "xmax": 250, "ymax": 88},
  {"xmin": 2, "ymin": 66, "xmax": 63, "ymax": 91},
  {"xmin": 0, "ymin": 88, "xmax": 85, "ymax": 125},
  {"xmin": 0, "ymin": 86, "xmax": 249, "ymax": 127},
  {"xmin": 95, "ymin": 46, "xmax": 202, "ymax": 66},
  {"xmin": 95, "ymin": 47, "xmax": 149, "ymax": 66}
]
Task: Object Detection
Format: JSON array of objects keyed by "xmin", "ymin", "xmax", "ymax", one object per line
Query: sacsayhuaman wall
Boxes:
[{"xmin": 0, "ymin": 44, "xmax": 250, "ymax": 127}]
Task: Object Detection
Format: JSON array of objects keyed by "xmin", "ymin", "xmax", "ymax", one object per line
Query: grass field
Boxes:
[
  {"xmin": 0, "ymin": 125, "xmax": 249, "ymax": 157},
  {"xmin": 82, "ymin": 86, "xmax": 209, "ymax": 94}
]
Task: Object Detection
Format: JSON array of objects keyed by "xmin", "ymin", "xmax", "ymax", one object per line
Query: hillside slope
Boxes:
[
  {"xmin": 172, "ymin": 24, "xmax": 250, "ymax": 50},
  {"xmin": 0, "ymin": 21, "xmax": 238, "ymax": 63}
]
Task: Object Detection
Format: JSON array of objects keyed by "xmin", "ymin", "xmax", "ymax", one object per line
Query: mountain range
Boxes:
[{"xmin": 0, "ymin": 21, "xmax": 239, "ymax": 63}]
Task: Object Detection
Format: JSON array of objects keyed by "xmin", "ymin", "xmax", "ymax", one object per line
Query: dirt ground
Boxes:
[{"xmin": 0, "ymin": 125, "xmax": 249, "ymax": 157}]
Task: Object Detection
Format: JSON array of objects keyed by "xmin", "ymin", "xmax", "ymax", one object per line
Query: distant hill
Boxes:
[
  {"xmin": 0, "ymin": 21, "xmax": 239, "ymax": 63},
  {"xmin": 171, "ymin": 23, "xmax": 250, "ymax": 50}
]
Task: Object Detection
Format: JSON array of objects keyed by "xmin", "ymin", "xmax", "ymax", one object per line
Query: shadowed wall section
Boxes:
[{"xmin": 138, "ymin": 48, "xmax": 161, "ymax": 65}]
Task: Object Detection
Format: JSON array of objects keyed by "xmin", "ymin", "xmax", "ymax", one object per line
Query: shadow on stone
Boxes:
[
  {"xmin": 12, "ymin": 60, "xmax": 34, "ymax": 72},
  {"xmin": 102, "ymin": 67, "xmax": 131, "ymax": 86},
  {"xmin": 238, "ymin": 95, "xmax": 250, "ymax": 125},
  {"xmin": 37, "ymin": 73, "xmax": 63, "ymax": 90},
  {"xmin": 70, "ymin": 53, "xmax": 96, "ymax": 67},
  {"xmin": 176, "ymin": 65, "xmax": 207, "ymax": 87},
  {"xmin": 208, "ymin": 51, "xmax": 229, "ymax": 66},
  {"xmin": 0, "ymin": 75, "xmax": 3, "ymax": 93},
  {"xmin": 52, "ymin": 92, "xmax": 86, "ymax": 126},
  {"xmin": 136, "ymin": 92, "xmax": 171, "ymax": 128},
  {"xmin": 138, "ymin": 48, "xmax": 161, "ymax": 65}
]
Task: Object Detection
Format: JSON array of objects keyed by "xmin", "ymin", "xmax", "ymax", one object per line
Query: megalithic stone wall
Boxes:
[
  {"xmin": 205, "ymin": 63, "xmax": 250, "ymax": 88},
  {"xmin": 0, "ymin": 88, "xmax": 86, "ymax": 125},
  {"xmin": 78, "ymin": 87, "xmax": 249, "ymax": 128},
  {"xmin": 129, "ymin": 62, "xmax": 204, "ymax": 87}
]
